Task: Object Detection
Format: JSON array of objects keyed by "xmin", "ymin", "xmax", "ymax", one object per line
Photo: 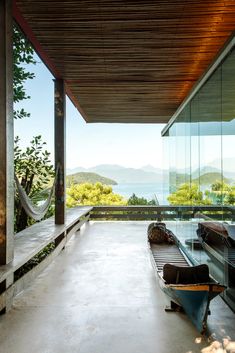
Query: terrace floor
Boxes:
[{"xmin": 0, "ymin": 221, "xmax": 234, "ymax": 353}]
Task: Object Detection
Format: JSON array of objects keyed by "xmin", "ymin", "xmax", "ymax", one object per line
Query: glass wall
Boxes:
[{"xmin": 163, "ymin": 46, "xmax": 235, "ymax": 311}]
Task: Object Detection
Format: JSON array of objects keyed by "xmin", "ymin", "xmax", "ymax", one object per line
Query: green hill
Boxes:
[
  {"xmin": 192, "ymin": 172, "xmax": 231, "ymax": 185},
  {"xmin": 66, "ymin": 172, "xmax": 117, "ymax": 186}
]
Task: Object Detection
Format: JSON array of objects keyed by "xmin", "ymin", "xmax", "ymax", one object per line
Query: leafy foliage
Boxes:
[
  {"xmin": 167, "ymin": 183, "xmax": 212, "ymax": 206},
  {"xmin": 13, "ymin": 25, "xmax": 36, "ymax": 119},
  {"xmin": 127, "ymin": 193, "xmax": 157, "ymax": 205},
  {"xmin": 66, "ymin": 182, "xmax": 126, "ymax": 207},
  {"xmin": 13, "ymin": 26, "xmax": 56, "ymax": 232},
  {"xmin": 205, "ymin": 180, "xmax": 235, "ymax": 205},
  {"xmin": 14, "ymin": 136, "xmax": 54, "ymax": 232}
]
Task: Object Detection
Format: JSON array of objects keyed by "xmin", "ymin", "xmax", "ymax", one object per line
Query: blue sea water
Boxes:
[{"xmin": 112, "ymin": 183, "xmax": 169, "ymax": 205}]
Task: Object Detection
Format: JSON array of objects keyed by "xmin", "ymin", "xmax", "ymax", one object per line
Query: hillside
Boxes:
[
  {"xmin": 140, "ymin": 164, "xmax": 163, "ymax": 173},
  {"xmin": 66, "ymin": 172, "xmax": 117, "ymax": 186},
  {"xmin": 67, "ymin": 164, "xmax": 163, "ymax": 183},
  {"xmin": 192, "ymin": 172, "xmax": 231, "ymax": 185},
  {"xmin": 171, "ymin": 172, "xmax": 190, "ymax": 185}
]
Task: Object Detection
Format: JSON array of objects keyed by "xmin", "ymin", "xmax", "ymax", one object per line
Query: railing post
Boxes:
[
  {"xmin": 54, "ymin": 79, "xmax": 66, "ymax": 224},
  {"xmin": 229, "ymin": 207, "xmax": 235, "ymax": 223},
  {"xmin": 157, "ymin": 210, "xmax": 162, "ymax": 222},
  {"xmin": 177, "ymin": 208, "xmax": 182, "ymax": 220},
  {"xmin": 0, "ymin": 0, "xmax": 14, "ymax": 265}
]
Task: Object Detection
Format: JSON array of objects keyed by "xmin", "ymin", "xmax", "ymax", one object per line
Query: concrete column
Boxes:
[
  {"xmin": 0, "ymin": 0, "xmax": 14, "ymax": 265},
  {"xmin": 54, "ymin": 79, "xmax": 66, "ymax": 224}
]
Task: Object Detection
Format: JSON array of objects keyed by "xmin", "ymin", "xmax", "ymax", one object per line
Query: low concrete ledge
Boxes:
[{"xmin": 0, "ymin": 206, "xmax": 92, "ymax": 313}]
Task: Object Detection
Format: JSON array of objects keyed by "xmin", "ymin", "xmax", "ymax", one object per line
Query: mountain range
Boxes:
[
  {"xmin": 67, "ymin": 159, "xmax": 235, "ymax": 185},
  {"xmin": 67, "ymin": 164, "xmax": 164, "ymax": 184}
]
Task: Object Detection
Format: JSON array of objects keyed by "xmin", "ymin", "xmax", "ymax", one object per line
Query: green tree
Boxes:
[
  {"xmin": 127, "ymin": 193, "xmax": 157, "ymax": 205},
  {"xmin": 13, "ymin": 26, "xmax": 56, "ymax": 232},
  {"xmin": 66, "ymin": 182, "xmax": 126, "ymax": 207},
  {"xmin": 225, "ymin": 189, "xmax": 235, "ymax": 205},
  {"xmin": 167, "ymin": 183, "xmax": 211, "ymax": 206},
  {"xmin": 13, "ymin": 25, "xmax": 36, "ymax": 119},
  {"xmin": 206, "ymin": 180, "xmax": 235, "ymax": 205},
  {"xmin": 14, "ymin": 136, "xmax": 54, "ymax": 232}
]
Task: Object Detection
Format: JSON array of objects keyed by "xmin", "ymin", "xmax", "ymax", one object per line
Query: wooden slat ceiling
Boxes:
[{"xmin": 15, "ymin": 0, "xmax": 235, "ymax": 124}]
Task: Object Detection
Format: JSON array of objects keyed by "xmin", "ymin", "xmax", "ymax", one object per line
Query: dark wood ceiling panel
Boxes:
[{"xmin": 15, "ymin": 0, "xmax": 235, "ymax": 123}]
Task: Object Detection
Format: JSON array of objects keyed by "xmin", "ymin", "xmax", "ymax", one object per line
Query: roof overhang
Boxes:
[{"xmin": 14, "ymin": 0, "xmax": 235, "ymax": 124}]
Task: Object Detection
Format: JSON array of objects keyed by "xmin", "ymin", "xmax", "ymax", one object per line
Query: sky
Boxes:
[{"xmin": 14, "ymin": 55, "xmax": 166, "ymax": 170}]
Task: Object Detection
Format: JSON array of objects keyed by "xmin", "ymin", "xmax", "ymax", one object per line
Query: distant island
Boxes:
[{"xmin": 66, "ymin": 172, "xmax": 117, "ymax": 186}]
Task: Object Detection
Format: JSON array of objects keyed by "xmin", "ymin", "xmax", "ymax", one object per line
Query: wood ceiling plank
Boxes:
[{"xmin": 15, "ymin": 0, "xmax": 235, "ymax": 123}]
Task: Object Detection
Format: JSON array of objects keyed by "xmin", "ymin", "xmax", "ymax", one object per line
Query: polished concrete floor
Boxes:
[{"xmin": 0, "ymin": 221, "xmax": 234, "ymax": 353}]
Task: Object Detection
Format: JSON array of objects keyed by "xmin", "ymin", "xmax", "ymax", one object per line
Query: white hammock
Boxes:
[{"xmin": 15, "ymin": 167, "xmax": 59, "ymax": 221}]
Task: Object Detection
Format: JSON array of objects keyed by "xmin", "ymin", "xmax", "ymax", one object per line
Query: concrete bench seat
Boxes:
[{"xmin": 0, "ymin": 206, "xmax": 92, "ymax": 312}]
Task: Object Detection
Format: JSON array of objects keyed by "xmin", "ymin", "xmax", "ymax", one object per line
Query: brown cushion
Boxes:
[{"xmin": 163, "ymin": 263, "xmax": 210, "ymax": 284}]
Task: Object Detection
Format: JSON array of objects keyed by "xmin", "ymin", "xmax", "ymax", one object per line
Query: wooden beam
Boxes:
[
  {"xmin": 54, "ymin": 79, "xmax": 66, "ymax": 224},
  {"xmin": 0, "ymin": 0, "xmax": 14, "ymax": 265}
]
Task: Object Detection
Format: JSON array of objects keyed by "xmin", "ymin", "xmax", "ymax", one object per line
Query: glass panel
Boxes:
[
  {"xmin": 221, "ymin": 47, "xmax": 235, "ymax": 310},
  {"xmin": 199, "ymin": 67, "xmax": 222, "ymax": 208},
  {"xmin": 162, "ymin": 134, "xmax": 169, "ymax": 205},
  {"xmin": 168, "ymin": 124, "xmax": 177, "ymax": 194},
  {"xmin": 175, "ymin": 106, "xmax": 191, "ymax": 190},
  {"xmin": 190, "ymin": 93, "xmax": 200, "ymax": 203},
  {"xmin": 162, "ymin": 42, "xmax": 235, "ymax": 312}
]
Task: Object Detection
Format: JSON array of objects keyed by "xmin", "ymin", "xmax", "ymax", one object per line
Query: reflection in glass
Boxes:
[{"xmin": 162, "ymin": 44, "xmax": 235, "ymax": 311}]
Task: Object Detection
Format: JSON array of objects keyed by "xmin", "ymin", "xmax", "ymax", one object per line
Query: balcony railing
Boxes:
[{"xmin": 90, "ymin": 205, "xmax": 235, "ymax": 222}]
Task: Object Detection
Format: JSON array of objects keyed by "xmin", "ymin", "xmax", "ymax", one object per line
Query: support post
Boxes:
[
  {"xmin": 54, "ymin": 79, "xmax": 66, "ymax": 224},
  {"xmin": 0, "ymin": 0, "xmax": 14, "ymax": 265}
]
